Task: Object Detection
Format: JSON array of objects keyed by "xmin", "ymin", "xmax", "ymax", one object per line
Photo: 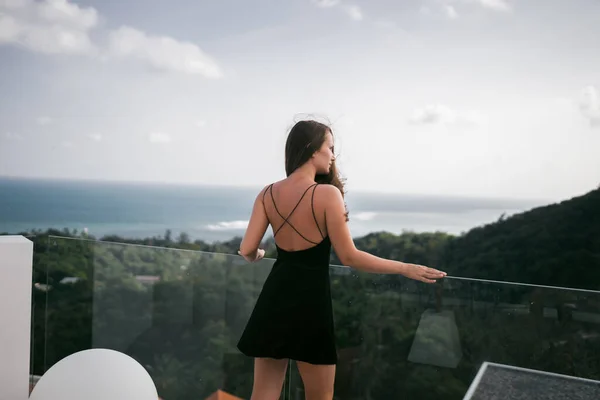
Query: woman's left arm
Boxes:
[{"xmin": 238, "ymin": 187, "xmax": 269, "ymax": 262}]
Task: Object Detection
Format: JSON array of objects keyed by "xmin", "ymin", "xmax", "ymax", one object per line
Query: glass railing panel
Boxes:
[
  {"xmin": 37, "ymin": 236, "xmax": 279, "ymax": 400},
  {"xmin": 284, "ymin": 267, "xmax": 600, "ymax": 399},
  {"xmin": 29, "ymin": 234, "xmax": 47, "ymax": 394},
  {"xmin": 32, "ymin": 236, "xmax": 600, "ymax": 399}
]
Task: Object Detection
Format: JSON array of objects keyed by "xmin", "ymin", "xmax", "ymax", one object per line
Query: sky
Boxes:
[{"xmin": 1, "ymin": 0, "xmax": 599, "ymax": 202}]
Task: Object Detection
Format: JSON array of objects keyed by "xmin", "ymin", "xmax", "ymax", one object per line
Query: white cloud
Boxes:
[
  {"xmin": 419, "ymin": 3, "xmax": 458, "ymax": 20},
  {"xmin": 0, "ymin": 0, "xmax": 98, "ymax": 55},
  {"xmin": 473, "ymin": 0, "xmax": 512, "ymax": 12},
  {"xmin": 61, "ymin": 140, "xmax": 73, "ymax": 148},
  {"xmin": 148, "ymin": 132, "xmax": 172, "ymax": 144},
  {"xmin": 374, "ymin": 20, "xmax": 397, "ymax": 29},
  {"xmin": 312, "ymin": 0, "xmax": 341, "ymax": 7},
  {"xmin": 419, "ymin": 6, "xmax": 432, "ymax": 16},
  {"xmin": 311, "ymin": 0, "xmax": 363, "ymax": 21},
  {"xmin": 409, "ymin": 104, "xmax": 488, "ymax": 127},
  {"xmin": 206, "ymin": 220, "xmax": 249, "ymax": 231},
  {"xmin": 195, "ymin": 120, "xmax": 207, "ymax": 128},
  {"xmin": 0, "ymin": 0, "xmax": 223, "ymax": 79},
  {"xmin": 444, "ymin": 5, "xmax": 459, "ymax": 19},
  {"xmin": 344, "ymin": 5, "xmax": 363, "ymax": 21},
  {"xmin": 36, "ymin": 0, "xmax": 98, "ymax": 30},
  {"xmin": 87, "ymin": 133, "xmax": 102, "ymax": 141},
  {"xmin": 354, "ymin": 212, "xmax": 377, "ymax": 221},
  {"xmin": 425, "ymin": 0, "xmax": 512, "ymax": 19},
  {"xmin": 579, "ymin": 86, "xmax": 600, "ymax": 127},
  {"xmin": 37, "ymin": 116, "xmax": 53, "ymax": 125},
  {"xmin": 4, "ymin": 131, "xmax": 22, "ymax": 140},
  {"xmin": 107, "ymin": 26, "xmax": 223, "ymax": 78},
  {"xmin": 0, "ymin": 0, "xmax": 28, "ymax": 9}
]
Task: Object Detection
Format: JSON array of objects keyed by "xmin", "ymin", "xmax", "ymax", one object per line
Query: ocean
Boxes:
[{"xmin": 0, "ymin": 177, "xmax": 542, "ymax": 243}]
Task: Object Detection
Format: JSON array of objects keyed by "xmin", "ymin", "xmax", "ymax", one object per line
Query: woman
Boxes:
[{"xmin": 236, "ymin": 119, "xmax": 446, "ymax": 399}]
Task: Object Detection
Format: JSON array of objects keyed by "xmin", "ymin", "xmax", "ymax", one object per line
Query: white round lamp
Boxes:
[{"xmin": 30, "ymin": 349, "xmax": 159, "ymax": 400}]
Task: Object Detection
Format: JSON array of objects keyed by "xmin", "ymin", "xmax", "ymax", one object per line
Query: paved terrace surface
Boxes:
[{"xmin": 464, "ymin": 362, "xmax": 600, "ymax": 400}]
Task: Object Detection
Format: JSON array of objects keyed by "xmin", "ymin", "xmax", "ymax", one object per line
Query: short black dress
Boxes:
[{"xmin": 237, "ymin": 183, "xmax": 337, "ymax": 365}]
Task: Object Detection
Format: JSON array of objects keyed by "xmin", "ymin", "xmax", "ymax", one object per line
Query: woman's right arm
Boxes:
[{"xmin": 322, "ymin": 185, "xmax": 446, "ymax": 283}]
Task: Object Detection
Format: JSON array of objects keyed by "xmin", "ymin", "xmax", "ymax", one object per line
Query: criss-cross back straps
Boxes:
[{"xmin": 264, "ymin": 183, "xmax": 324, "ymax": 245}]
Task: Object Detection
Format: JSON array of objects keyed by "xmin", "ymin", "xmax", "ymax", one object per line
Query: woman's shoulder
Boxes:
[
  {"xmin": 256, "ymin": 180, "xmax": 283, "ymax": 198},
  {"xmin": 314, "ymin": 183, "xmax": 343, "ymax": 202}
]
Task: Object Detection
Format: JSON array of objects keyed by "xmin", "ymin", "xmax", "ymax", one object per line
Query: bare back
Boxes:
[{"xmin": 262, "ymin": 179, "xmax": 329, "ymax": 252}]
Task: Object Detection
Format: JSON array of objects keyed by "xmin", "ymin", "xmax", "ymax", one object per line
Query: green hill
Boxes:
[{"xmin": 442, "ymin": 187, "xmax": 600, "ymax": 289}]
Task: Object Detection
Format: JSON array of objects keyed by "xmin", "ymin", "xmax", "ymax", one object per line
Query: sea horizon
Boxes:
[{"xmin": 0, "ymin": 175, "xmax": 550, "ymax": 243}]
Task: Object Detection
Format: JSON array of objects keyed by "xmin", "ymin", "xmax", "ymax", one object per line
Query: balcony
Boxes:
[{"xmin": 3, "ymin": 235, "xmax": 600, "ymax": 399}]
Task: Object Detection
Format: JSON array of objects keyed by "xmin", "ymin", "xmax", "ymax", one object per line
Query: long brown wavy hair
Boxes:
[{"xmin": 285, "ymin": 120, "xmax": 349, "ymax": 220}]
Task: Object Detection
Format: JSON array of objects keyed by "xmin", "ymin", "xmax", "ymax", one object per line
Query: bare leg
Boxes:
[
  {"xmin": 250, "ymin": 357, "xmax": 289, "ymax": 400},
  {"xmin": 296, "ymin": 361, "xmax": 336, "ymax": 400}
]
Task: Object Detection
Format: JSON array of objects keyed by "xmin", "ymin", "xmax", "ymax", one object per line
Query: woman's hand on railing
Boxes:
[
  {"xmin": 401, "ymin": 263, "xmax": 447, "ymax": 283},
  {"xmin": 238, "ymin": 248, "xmax": 265, "ymax": 263}
]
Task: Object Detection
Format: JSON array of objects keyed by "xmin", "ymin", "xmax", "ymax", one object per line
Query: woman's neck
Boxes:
[{"xmin": 288, "ymin": 163, "xmax": 317, "ymax": 183}]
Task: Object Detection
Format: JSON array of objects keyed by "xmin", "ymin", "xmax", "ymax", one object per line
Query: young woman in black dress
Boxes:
[{"xmin": 237, "ymin": 119, "xmax": 446, "ymax": 400}]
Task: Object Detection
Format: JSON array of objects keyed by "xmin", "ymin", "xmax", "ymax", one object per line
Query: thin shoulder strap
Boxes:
[
  {"xmin": 262, "ymin": 183, "xmax": 274, "ymax": 210},
  {"xmin": 311, "ymin": 184, "xmax": 325, "ymax": 239}
]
